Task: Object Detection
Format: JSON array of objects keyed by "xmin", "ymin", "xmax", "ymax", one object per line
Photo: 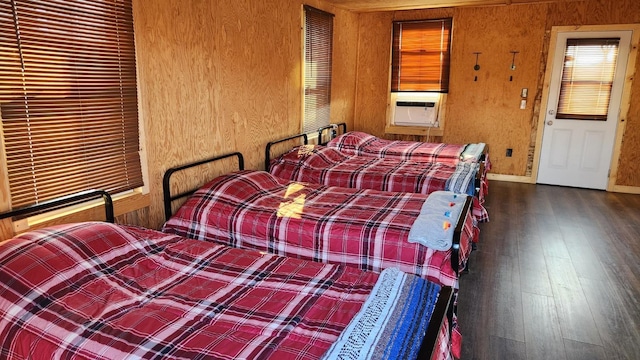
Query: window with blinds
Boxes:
[
  {"xmin": 391, "ymin": 18, "xmax": 452, "ymax": 93},
  {"xmin": 557, "ymin": 38, "xmax": 620, "ymax": 121},
  {"xmin": 303, "ymin": 6, "xmax": 333, "ymax": 134},
  {"xmin": 0, "ymin": 0, "xmax": 143, "ymax": 208}
]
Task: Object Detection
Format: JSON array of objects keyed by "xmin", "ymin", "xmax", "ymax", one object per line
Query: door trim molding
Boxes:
[{"xmin": 531, "ymin": 24, "xmax": 640, "ymax": 191}]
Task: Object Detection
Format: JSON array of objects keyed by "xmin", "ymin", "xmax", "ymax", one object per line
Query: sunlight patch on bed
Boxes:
[
  {"xmin": 278, "ymin": 183, "xmax": 308, "ymax": 219},
  {"xmin": 284, "ymin": 182, "xmax": 306, "ymax": 198},
  {"xmin": 277, "ymin": 194, "xmax": 306, "ymax": 219},
  {"xmin": 297, "ymin": 144, "xmax": 316, "ymax": 157}
]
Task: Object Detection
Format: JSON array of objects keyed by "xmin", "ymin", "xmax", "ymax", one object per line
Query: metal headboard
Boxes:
[
  {"xmin": 0, "ymin": 190, "xmax": 114, "ymax": 223},
  {"xmin": 264, "ymin": 133, "xmax": 308, "ymax": 171},
  {"xmin": 317, "ymin": 122, "xmax": 347, "ymax": 145},
  {"xmin": 163, "ymin": 152, "xmax": 245, "ymax": 221}
]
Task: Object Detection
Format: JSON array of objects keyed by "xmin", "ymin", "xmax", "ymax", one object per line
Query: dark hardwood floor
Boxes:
[{"xmin": 458, "ymin": 181, "xmax": 640, "ymax": 360}]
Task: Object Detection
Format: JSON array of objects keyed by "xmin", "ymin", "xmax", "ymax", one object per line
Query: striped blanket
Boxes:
[{"xmin": 323, "ymin": 268, "xmax": 441, "ymax": 360}]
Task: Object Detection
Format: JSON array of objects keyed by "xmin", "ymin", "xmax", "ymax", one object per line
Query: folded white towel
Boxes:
[
  {"xmin": 409, "ymin": 191, "xmax": 468, "ymax": 250},
  {"xmin": 460, "ymin": 143, "xmax": 486, "ymax": 162}
]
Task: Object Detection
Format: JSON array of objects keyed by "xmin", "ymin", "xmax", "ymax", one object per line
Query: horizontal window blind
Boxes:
[
  {"xmin": 303, "ymin": 5, "xmax": 333, "ymax": 134},
  {"xmin": 557, "ymin": 38, "xmax": 620, "ymax": 121},
  {"xmin": 391, "ymin": 18, "xmax": 452, "ymax": 93},
  {"xmin": 0, "ymin": 0, "xmax": 143, "ymax": 208}
]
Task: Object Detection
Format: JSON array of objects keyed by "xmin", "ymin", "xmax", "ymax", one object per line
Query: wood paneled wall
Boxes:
[
  {"xmin": 134, "ymin": 0, "xmax": 359, "ymax": 229},
  {"xmin": 353, "ymin": 0, "xmax": 640, "ymax": 185},
  {"xmin": 6, "ymin": 0, "xmax": 637, "ymax": 234}
]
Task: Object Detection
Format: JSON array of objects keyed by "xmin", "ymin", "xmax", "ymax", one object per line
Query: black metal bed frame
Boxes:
[
  {"xmin": 263, "ymin": 123, "xmax": 348, "ymax": 172},
  {"xmin": 0, "ymin": 190, "xmax": 115, "ymax": 223},
  {"xmin": 421, "ymin": 285, "xmax": 454, "ymax": 360},
  {"xmin": 264, "ymin": 133, "xmax": 308, "ymax": 171},
  {"xmin": 317, "ymin": 122, "xmax": 347, "ymax": 145},
  {"xmin": 453, "ymin": 196, "xmax": 473, "ymax": 275},
  {"xmin": 162, "ymin": 152, "xmax": 245, "ymax": 221}
]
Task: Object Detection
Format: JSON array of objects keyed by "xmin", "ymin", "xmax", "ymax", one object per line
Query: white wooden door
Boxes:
[{"xmin": 537, "ymin": 30, "xmax": 631, "ymax": 189}]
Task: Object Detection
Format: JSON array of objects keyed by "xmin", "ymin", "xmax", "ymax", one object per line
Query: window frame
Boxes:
[
  {"xmin": 386, "ymin": 18, "xmax": 452, "ymax": 137},
  {"xmin": 556, "ymin": 38, "xmax": 620, "ymax": 121},
  {"xmin": 302, "ymin": 5, "xmax": 334, "ymax": 135},
  {"xmin": 0, "ymin": 0, "xmax": 144, "ymax": 207},
  {"xmin": 391, "ymin": 18, "xmax": 453, "ymax": 93},
  {"xmin": 0, "ymin": 0, "xmax": 149, "ymax": 236}
]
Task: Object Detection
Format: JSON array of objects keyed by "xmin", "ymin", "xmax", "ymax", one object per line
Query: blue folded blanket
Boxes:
[
  {"xmin": 408, "ymin": 191, "xmax": 468, "ymax": 250},
  {"xmin": 445, "ymin": 162, "xmax": 478, "ymax": 196},
  {"xmin": 321, "ymin": 267, "xmax": 440, "ymax": 360}
]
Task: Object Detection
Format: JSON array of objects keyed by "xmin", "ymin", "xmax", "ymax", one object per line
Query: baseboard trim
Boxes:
[
  {"xmin": 609, "ymin": 185, "xmax": 640, "ymax": 194},
  {"xmin": 487, "ymin": 174, "xmax": 640, "ymax": 193},
  {"xmin": 487, "ymin": 174, "xmax": 534, "ymax": 183}
]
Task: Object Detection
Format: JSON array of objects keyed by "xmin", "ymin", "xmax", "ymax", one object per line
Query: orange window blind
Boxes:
[
  {"xmin": 391, "ymin": 18, "xmax": 452, "ymax": 93},
  {"xmin": 0, "ymin": 0, "xmax": 143, "ymax": 208}
]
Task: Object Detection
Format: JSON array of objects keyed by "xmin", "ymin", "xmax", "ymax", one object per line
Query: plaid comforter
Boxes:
[
  {"xmin": 163, "ymin": 170, "xmax": 474, "ymax": 288},
  {"xmin": 0, "ymin": 222, "xmax": 450, "ymax": 360},
  {"xmin": 326, "ymin": 132, "xmax": 491, "ymax": 223},
  {"xmin": 326, "ymin": 131, "xmax": 467, "ymax": 164},
  {"xmin": 270, "ymin": 146, "xmax": 477, "ymax": 196}
]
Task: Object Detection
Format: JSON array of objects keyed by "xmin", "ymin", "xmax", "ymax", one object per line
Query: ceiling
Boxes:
[{"xmin": 324, "ymin": 0, "xmax": 570, "ymax": 12}]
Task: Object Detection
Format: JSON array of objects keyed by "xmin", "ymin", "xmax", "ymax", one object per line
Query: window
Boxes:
[
  {"xmin": 0, "ymin": 0, "xmax": 143, "ymax": 208},
  {"xmin": 391, "ymin": 18, "xmax": 452, "ymax": 93},
  {"xmin": 557, "ymin": 38, "xmax": 620, "ymax": 120},
  {"xmin": 303, "ymin": 6, "xmax": 333, "ymax": 134}
]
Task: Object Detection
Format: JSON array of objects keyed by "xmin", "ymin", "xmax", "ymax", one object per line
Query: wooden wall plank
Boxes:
[
  {"xmin": 445, "ymin": 4, "xmax": 548, "ymax": 176},
  {"xmin": 353, "ymin": 12, "xmax": 394, "ymax": 136},
  {"xmin": 133, "ymin": 0, "xmax": 358, "ymax": 229},
  {"xmin": 3, "ymin": 0, "xmax": 638, "ymax": 234},
  {"xmin": 331, "ymin": 8, "xmax": 360, "ymax": 131}
]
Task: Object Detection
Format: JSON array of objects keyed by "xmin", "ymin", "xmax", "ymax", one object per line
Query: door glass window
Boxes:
[{"xmin": 557, "ymin": 38, "xmax": 620, "ymax": 121}]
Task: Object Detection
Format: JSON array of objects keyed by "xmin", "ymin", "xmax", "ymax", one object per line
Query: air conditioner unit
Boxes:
[{"xmin": 393, "ymin": 101, "xmax": 438, "ymax": 127}]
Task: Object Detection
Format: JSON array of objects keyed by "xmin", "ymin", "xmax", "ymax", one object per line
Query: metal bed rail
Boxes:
[{"xmin": 163, "ymin": 152, "xmax": 244, "ymax": 221}]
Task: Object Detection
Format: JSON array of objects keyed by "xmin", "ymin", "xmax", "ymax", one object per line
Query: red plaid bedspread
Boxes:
[
  {"xmin": 271, "ymin": 145, "xmax": 468, "ymax": 195},
  {"xmin": 0, "ymin": 222, "xmax": 383, "ymax": 360},
  {"xmin": 326, "ymin": 131, "xmax": 466, "ymax": 164},
  {"xmin": 163, "ymin": 170, "xmax": 473, "ymax": 288},
  {"xmin": 270, "ymin": 146, "xmax": 488, "ymax": 224}
]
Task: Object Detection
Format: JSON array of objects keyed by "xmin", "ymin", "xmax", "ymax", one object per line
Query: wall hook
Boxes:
[
  {"xmin": 510, "ymin": 51, "xmax": 519, "ymax": 70},
  {"xmin": 509, "ymin": 51, "xmax": 519, "ymax": 81},
  {"xmin": 473, "ymin": 52, "xmax": 481, "ymax": 81},
  {"xmin": 473, "ymin": 52, "xmax": 482, "ymax": 71}
]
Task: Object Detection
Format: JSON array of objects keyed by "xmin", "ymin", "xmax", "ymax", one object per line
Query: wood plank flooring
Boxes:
[{"xmin": 458, "ymin": 181, "xmax": 640, "ymax": 360}]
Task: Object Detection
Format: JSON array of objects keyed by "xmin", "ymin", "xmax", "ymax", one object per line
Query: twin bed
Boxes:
[
  {"xmin": 0, "ymin": 192, "xmax": 453, "ymax": 360},
  {"xmin": 162, "ymin": 158, "xmax": 474, "ymax": 289},
  {"xmin": 320, "ymin": 127, "xmax": 490, "ymax": 216}
]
